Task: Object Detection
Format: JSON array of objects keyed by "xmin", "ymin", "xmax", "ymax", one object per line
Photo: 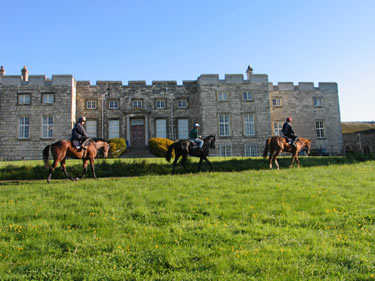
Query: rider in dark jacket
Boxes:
[
  {"xmin": 282, "ymin": 116, "xmax": 297, "ymax": 147},
  {"xmin": 71, "ymin": 116, "xmax": 89, "ymax": 150},
  {"xmin": 189, "ymin": 122, "xmax": 203, "ymax": 151}
]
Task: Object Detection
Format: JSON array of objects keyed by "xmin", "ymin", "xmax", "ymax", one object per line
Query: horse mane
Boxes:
[
  {"xmin": 92, "ymin": 138, "xmax": 108, "ymax": 143},
  {"xmin": 204, "ymin": 135, "xmax": 215, "ymax": 141}
]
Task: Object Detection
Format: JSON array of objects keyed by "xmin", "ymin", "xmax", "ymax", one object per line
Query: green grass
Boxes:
[
  {"xmin": 0, "ymin": 155, "xmax": 373, "ymax": 181},
  {"xmin": 0, "ymin": 159, "xmax": 375, "ymax": 280}
]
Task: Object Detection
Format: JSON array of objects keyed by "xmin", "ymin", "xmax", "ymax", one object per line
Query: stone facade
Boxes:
[
  {"xmin": 342, "ymin": 122, "xmax": 375, "ymax": 155},
  {"xmin": 269, "ymin": 82, "xmax": 342, "ymax": 155},
  {"xmin": 0, "ymin": 66, "xmax": 343, "ymax": 160}
]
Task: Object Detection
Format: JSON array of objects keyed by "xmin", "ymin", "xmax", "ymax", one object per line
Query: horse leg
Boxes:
[
  {"xmin": 172, "ymin": 154, "xmax": 181, "ymax": 175},
  {"xmin": 89, "ymin": 158, "xmax": 97, "ymax": 179},
  {"xmin": 204, "ymin": 156, "xmax": 213, "ymax": 171},
  {"xmin": 47, "ymin": 160, "xmax": 59, "ymax": 183},
  {"xmin": 273, "ymin": 149, "xmax": 282, "ymax": 170},
  {"xmin": 290, "ymin": 154, "xmax": 300, "ymax": 168},
  {"xmin": 268, "ymin": 149, "xmax": 275, "ymax": 169},
  {"xmin": 197, "ymin": 157, "xmax": 203, "ymax": 172},
  {"xmin": 60, "ymin": 158, "xmax": 75, "ymax": 181},
  {"xmin": 79, "ymin": 159, "xmax": 89, "ymax": 179},
  {"xmin": 181, "ymin": 154, "xmax": 188, "ymax": 172}
]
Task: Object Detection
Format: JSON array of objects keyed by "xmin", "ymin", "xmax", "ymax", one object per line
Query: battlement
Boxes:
[
  {"xmin": 198, "ymin": 73, "xmax": 268, "ymax": 85},
  {"xmin": 1, "ymin": 75, "xmax": 74, "ymax": 86},
  {"xmin": 269, "ymin": 82, "xmax": 338, "ymax": 93}
]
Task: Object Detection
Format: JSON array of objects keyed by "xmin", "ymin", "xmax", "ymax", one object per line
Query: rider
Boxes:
[
  {"xmin": 189, "ymin": 122, "xmax": 204, "ymax": 151},
  {"xmin": 71, "ymin": 116, "xmax": 89, "ymax": 150},
  {"xmin": 282, "ymin": 116, "xmax": 298, "ymax": 147}
]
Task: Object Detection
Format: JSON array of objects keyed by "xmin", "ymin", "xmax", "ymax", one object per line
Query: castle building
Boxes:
[{"xmin": 0, "ymin": 65, "xmax": 343, "ymax": 160}]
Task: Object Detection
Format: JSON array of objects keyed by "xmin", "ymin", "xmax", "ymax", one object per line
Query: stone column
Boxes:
[
  {"xmin": 145, "ymin": 115, "xmax": 149, "ymax": 145},
  {"xmin": 127, "ymin": 115, "xmax": 131, "ymax": 146}
]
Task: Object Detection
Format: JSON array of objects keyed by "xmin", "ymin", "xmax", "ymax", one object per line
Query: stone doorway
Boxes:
[{"xmin": 130, "ymin": 119, "xmax": 145, "ymax": 148}]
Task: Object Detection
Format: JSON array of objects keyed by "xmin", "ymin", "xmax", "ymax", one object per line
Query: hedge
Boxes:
[
  {"xmin": 149, "ymin": 137, "xmax": 175, "ymax": 158},
  {"xmin": 109, "ymin": 138, "xmax": 127, "ymax": 158}
]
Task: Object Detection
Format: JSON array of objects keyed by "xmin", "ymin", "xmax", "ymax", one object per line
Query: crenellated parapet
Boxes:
[
  {"xmin": 1, "ymin": 75, "xmax": 74, "ymax": 86},
  {"xmin": 198, "ymin": 73, "xmax": 268, "ymax": 85},
  {"xmin": 268, "ymin": 82, "xmax": 338, "ymax": 93}
]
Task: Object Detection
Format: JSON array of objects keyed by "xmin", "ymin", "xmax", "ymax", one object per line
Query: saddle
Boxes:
[
  {"xmin": 284, "ymin": 136, "xmax": 298, "ymax": 146},
  {"xmin": 188, "ymin": 140, "xmax": 203, "ymax": 153},
  {"xmin": 71, "ymin": 139, "xmax": 91, "ymax": 150}
]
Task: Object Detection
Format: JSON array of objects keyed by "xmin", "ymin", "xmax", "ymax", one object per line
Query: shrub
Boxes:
[
  {"xmin": 149, "ymin": 137, "xmax": 175, "ymax": 158},
  {"xmin": 109, "ymin": 138, "xmax": 127, "ymax": 158}
]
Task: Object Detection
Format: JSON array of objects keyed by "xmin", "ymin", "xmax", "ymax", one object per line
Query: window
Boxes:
[
  {"xmin": 243, "ymin": 92, "xmax": 253, "ymax": 101},
  {"xmin": 18, "ymin": 117, "xmax": 30, "ymax": 139},
  {"xmin": 220, "ymin": 145, "xmax": 232, "ymax": 157},
  {"xmin": 132, "ymin": 99, "xmax": 143, "ymax": 109},
  {"xmin": 42, "ymin": 93, "xmax": 54, "ymax": 104},
  {"xmin": 42, "ymin": 116, "xmax": 53, "ymax": 138},
  {"xmin": 245, "ymin": 144, "xmax": 258, "ymax": 157},
  {"xmin": 272, "ymin": 98, "xmax": 282, "ymax": 107},
  {"xmin": 313, "ymin": 97, "xmax": 322, "ymax": 107},
  {"xmin": 108, "ymin": 120, "xmax": 120, "ymax": 139},
  {"xmin": 219, "ymin": 114, "xmax": 230, "ymax": 136},
  {"xmin": 109, "ymin": 100, "xmax": 119, "ymax": 109},
  {"xmin": 316, "ymin": 121, "xmax": 325, "ymax": 138},
  {"xmin": 156, "ymin": 119, "xmax": 167, "ymax": 138},
  {"xmin": 86, "ymin": 120, "xmax": 97, "ymax": 138},
  {"xmin": 218, "ymin": 92, "xmax": 228, "ymax": 101},
  {"xmin": 18, "ymin": 94, "xmax": 31, "ymax": 105},
  {"xmin": 178, "ymin": 99, "xmax": 188, "ymax": 109},
  {"xmin": 244, "ymin": 114, "xmax": 255, "ymax": 136},
  {"xmin": 273, "ymin": 121, "xmax": 283, "ymax": 136},
  {"xmin": 178, "ymin": 119, "xmax": 189, "ymax": 139},
  {"xmin": 86, "ymin": 100, "xmax": 97, "ymax": 109},
  {"xmin": 155, "ymin": 99, "xmax": 166, "ymax": 109}
]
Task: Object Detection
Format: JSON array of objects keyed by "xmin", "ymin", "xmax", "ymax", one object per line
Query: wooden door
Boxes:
[{"xmin": 130, "ymin": 119, "xmax": 145, "ymax": 147}]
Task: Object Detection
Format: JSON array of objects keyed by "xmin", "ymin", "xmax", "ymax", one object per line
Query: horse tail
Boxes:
[
  {"xmin": 263, "ymin": 138, "xmax": 271, "ymax": 158},
  {"xmin": 166, "ymin": 143, "xmax": 176, "ymax": 162},
  {"xmin": 43, "ymin": 145, "xmax": 51, "ymax": 168}
]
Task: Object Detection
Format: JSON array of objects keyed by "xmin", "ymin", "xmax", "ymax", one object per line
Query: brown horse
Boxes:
[
  {"xmin": 166, "ymin": 135, "xmax": 216, "ymax": 174},
  {"xmin": 43, "ymin": 139, "xmax": 110, "ymax": 183},
  {"xmin": 263, "ymin": 136, "xmax": 311, "ymax": 169}
]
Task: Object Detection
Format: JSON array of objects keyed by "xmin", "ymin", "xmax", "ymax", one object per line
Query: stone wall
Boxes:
[
  {"xmin": 343, "ymin": 131, "xmax": 375, "ymax": 154},
  {"xmin": 0, "ymin": 68, "xmax": 343, "ymax": 160},
  {"xmin": 76, "ymin": 80, "xmax": 200, "ymax": 144},
  {"xmin": 198, "ymin": 74, "xmax": 271, "ymax": 156},
  {"xmin": 269, "ymin": 82, "xmax": 343, "ymax": 155},
  {"xmin": 0, "ymin": 75, "xmax": 75, "ymax": 160}
]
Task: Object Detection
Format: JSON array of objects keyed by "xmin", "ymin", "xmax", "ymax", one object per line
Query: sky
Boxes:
[{"xmin": 1, "ymin": 0, "xmax": 374, "ymax": 121}]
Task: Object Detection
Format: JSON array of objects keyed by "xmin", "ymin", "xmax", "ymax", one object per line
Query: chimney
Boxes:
[
  {"xmin": 21, "ymin": 65, "xmax": 29, "ymax": 81},
  {"xmin": 246, "ymin": 65, "xmax": 253, "ymax": 80},
  {"xmin": 0, "ymin": 65, "xmax": 5, "ymax": 76}
]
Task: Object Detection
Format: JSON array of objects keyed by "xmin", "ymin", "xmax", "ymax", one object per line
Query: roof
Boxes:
[{"xmin": 342, "ymin": 122, "xmax": 375, "ymax": 134}]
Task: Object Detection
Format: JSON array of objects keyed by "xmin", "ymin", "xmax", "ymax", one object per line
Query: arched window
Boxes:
[
  {"xmin": 345, "ymin": 146, "xmax": 353, "ymax": 155},
  {"xmin": 364, "ymin": 146, "xmax": 371, "ymax": 155}
]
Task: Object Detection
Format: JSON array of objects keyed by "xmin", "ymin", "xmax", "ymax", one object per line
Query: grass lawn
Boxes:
[{"xmin": 0, "ymin": 159, "xmax": 374, "ymax": 280}]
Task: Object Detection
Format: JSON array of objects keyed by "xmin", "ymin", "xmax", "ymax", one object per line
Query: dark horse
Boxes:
[
  {"xmin": 166, "ymin": 135, "xmax": 216, "ymax": 174},
  {"xmin": 263, "ymin": 136, "xmax": 311, "ymax": 169},
  {"xmin": 43, "ymin": 139, "xmax": 110, "ymax": 183}
]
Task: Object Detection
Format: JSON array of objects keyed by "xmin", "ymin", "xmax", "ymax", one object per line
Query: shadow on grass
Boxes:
[{"xmin": 0, "ymin": 154, "xmax": 374, "ymax": 182}]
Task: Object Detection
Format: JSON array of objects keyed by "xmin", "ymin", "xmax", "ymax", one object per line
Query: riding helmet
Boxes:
[{"xmin": 78, "ymin": 116, "xmax": 86, "ymax": 123}]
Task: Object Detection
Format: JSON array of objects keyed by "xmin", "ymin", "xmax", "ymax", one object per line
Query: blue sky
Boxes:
[{"xmin": 1, "ymin": 0, "xmax": 374, "ymax": 121}]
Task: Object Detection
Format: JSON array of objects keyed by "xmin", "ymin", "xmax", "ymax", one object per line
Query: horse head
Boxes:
[
  {"xmin": 204, "ymin": 135, "xmax": 216, "ymax": 149},
  {"xmin": 93, "ymin": 139, "xmax": 110, "ymax": 158},
  {"xmin": 299, "ymin": 138, "xmax": 311, "ymax": 155}
]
